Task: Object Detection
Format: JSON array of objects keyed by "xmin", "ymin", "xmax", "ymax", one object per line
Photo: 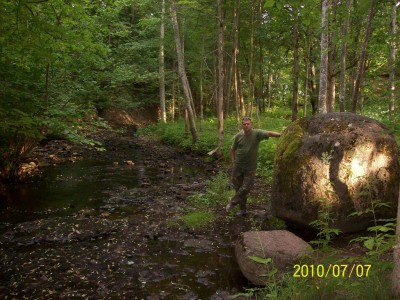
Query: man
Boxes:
[{"xmin": 226, "ymin": 117, "xmax": 281, "ymax": 216}]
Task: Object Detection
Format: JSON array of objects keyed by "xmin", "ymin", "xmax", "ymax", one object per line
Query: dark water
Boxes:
[
  {"xmin": 0, "ymin": 158, "xmax": 248, "ymax": 299},
  {"xmin": 0, "ymin": 159, "xmax": 210, "ymax": 223}
]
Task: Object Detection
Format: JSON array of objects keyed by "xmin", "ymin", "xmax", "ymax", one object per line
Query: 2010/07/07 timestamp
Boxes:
[{"xmin": 293, "ymin": 264, "xmax": 372, "ymax": 278}]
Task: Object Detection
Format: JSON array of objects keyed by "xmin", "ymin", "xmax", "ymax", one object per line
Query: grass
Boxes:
[
  {"xmin": 238, "ymin": 254, "xmax": 395, "ymax": 300},
  {"xmin": 138, "ymin": 109, "xmax": 291, "ymax": 179},
  {"xmin": 165, "ymin": 170, "xmax": 234, "ymax": 230},
  {"xmin": 181, "ymin": 211, "xmax": 216, "ymax": 229}
]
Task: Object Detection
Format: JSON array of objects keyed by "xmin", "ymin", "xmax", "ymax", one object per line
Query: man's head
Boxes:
[{"xmin": 242, "ymin": 117, "xmax": 253, "ymax": 134}]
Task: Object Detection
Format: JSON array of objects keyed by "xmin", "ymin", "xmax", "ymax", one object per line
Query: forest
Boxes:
[
  {"xmin": 1, "ymin": 0, "xmax": 399, "ymax": 176},
  {"xmin": 1, "ymin": 0, "xmax": 400, "ymax": 298}
]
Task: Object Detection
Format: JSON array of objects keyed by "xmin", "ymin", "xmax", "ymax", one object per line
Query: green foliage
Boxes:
[
  {"xmin": 309, "ymin": 197, "xmax": 342, "ymax": 250},
  {"xmin": 350, "ymin": 219, "xmax": 396, "ymax": 255},
  {"xmin": 177, "ymin": 171, "xmax": 232, "ymax": 230},
  {"xmin": 180, "ymin": 211, "xmax": 215, "ymax": 229},
  {"xmin": 139, "ymin": 111, "xmax": 290, "ymax": 180},
  {"xmin": 348, "ymin": 178, "xmax": 397, "ymax": 256},
  {"xmin": 187, "ymin": 171, "xmax": 233, "ymax": 207}
]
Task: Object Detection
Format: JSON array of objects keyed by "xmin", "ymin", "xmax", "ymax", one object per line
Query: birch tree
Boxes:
[
  {"xmin": 159, "ymin": 0, "xmax": 166, "ymax": 123},
  {"xmin": 338, "ymin": 0, "xmax": 353, "ymax": 112},
  {"xmin": 292, "ymin": 18, "xmax": 300, "ymax": 121},
  {"xmin": 389, "ymin": 0, "xmax": 398, "ymax": 115},
  {"xmin": 318, "ymin": 0, "xmax": 330, "ymax": 114}
]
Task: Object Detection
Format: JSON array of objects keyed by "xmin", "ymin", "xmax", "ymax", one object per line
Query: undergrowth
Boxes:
[
  {"xmin": 138, "ymin": 110, "xmax": 290, "ymax": 179},
  {"xmin": 171, "ymin": 171, "xmax": 233, "ymax": 230}
]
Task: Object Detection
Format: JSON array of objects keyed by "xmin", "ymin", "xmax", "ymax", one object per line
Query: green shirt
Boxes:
[{"xmin": 232, "ymin": 129, "xmax": 269, "ymax": 171}]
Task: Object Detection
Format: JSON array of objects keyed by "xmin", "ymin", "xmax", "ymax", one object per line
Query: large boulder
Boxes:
[
  {"xmin": 235, "ymin": 230, "xmax": 312, "ymax": 285},
  {"xmin": 272, "ymin": 112, "xmax": 399, "ymax": 233}
]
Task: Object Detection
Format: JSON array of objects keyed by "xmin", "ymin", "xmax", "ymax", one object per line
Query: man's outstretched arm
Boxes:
[{"xmin": 267, "ymin": 131, "xmax": 281, "ymax": 138}]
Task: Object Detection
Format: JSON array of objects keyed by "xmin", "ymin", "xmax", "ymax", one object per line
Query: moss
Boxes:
[
  {"xmin": 273, "ymin": 119, "xmax": 308, "ymax": 202},
  {"xmin": 275, "ymin": 119, "xmax": 305, "ymax": 163}
]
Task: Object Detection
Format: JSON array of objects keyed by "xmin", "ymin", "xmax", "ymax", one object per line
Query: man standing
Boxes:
[{"xmin": 226, "ymin": 117, "xmax": 281, "ymax": 216}]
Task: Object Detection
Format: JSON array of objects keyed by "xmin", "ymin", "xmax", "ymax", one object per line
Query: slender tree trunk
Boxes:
[
  {"xmin": 171, "ymin": 57, "xmax": 176, "ymax": 122},
  {"xmin": 247, "ymin": 0, "xmax": 255, "ymax": 118},
  {"xmin": 389, "ymin": 1, "xmax": 397, "ymax": 115},
  {"xmin": 392, "ymin": 183, "xmax": 400, "ymax": 297},
  {"xmin": 310, "ymin": 60, "xmax": 318, "ymax": 114},
  {"xmin": 339, "ymin": 0, "xmax": 352, "ymax": 112},
  {"xmin": 200, "ymin": 37, "xmax": 205, "ymax": 130},
  {"xmin": 217, "ymin": 0, "xmax": 224, "ymax": 152},
  {"xmin": 351, "ymin": 0, "xmax": 375, "ymax": 113},
  {"xmin": 233, "ymin": 0, "xmax": 240, "ymax": 122},
  {"xmin": 224, "ymin": 56, "xmax": 233, "ymax": 115},
  {"xmin": 159, "ymin": 0, "xmax": 166, "ymax": 123},
  {"xmin": 327, "ymin": 0, "xmax": 337, "ymax": 113},
  {"xmin": 318, "ymin": 0, "xmax": 330, "ymax": 114},
  {"xmin": 258, "ymin": 0, "xmax": 264, "ymax": 116},
  {"xmin": 267, "ymin": 60, "xmax": 272, "ymax": 109},
  {"xmin": 170, "ymin": 0, "xmax": 197, "ymax": 143},
  {"xmin": 238, "ymin": 69, "xmax": 245, "ymax": 116},
  {"xmin": 292, "ymin": 19, "xmax": 299, "ymax": 121},
  {"xmin": 359, "ymin": 65, "xmax": 366, "ymax": 113},
  {"xmin": 304, "ymin": 32, "xmax": 311, "ymax": 117},
  {"xmin": 44, "ymin": 63, "xmax": 50, "ymax": 111}
]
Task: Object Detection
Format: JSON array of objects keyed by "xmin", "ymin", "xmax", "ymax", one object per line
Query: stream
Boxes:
[{"xmin": 0, "ymin": 131, "xmax": 251, "ymax": 299}]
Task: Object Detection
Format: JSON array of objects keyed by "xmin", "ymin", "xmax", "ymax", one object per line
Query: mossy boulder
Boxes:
[{"xmin": 271, "ymin": 112, "xmax": 399, "ymax": 233}]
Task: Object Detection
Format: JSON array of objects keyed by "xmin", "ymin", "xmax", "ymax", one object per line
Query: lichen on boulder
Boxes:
[{"xmin": 271, "ymin": 112, "xmax": 400, "ymax": 233}]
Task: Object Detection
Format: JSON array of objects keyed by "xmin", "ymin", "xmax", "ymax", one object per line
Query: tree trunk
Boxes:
[
  {"xmin": 304, "ymin": 32, "xmax": 310, "ymax": 117},
  {"xmin": 159, "ymin": 0, "xmax": 166, "ymax": 123},
  {"xmin": 267, "ymin": 61, "xmax": 272, "ymax": 109},
  {"xmin": 171, "ymin": 57, "xmax": 176, "ymax": 122},
  {"xmin": 392, "ymin": 184, "xmax": 400, "ymax": 297},
  {"xmin": 292, "ymin": 20, "xmax": 299, "ymax": 121},
  {"xmin": 310, "ymin": 60, "xmax": 318, "ymax": 115},
  {"xmin": 224, "ymin": 55, "xmax": 233, "ymax": 116},
  {"xmin": 44, "ymin": 63, "xmax": 50, "ymax": 111},
  {"xmin": 170, "ymin": 0, "xmax": 197, "ymax": 143},
  {"xmin": 318, "ymin": 0, "xmax": 330, "ymax": 114},
  {"xmin": 258, "ymin": 0, "xmax": 264, "ymax": 116},
  {"xmin": 327, "ymin": 0, "xmax": 337, "ymax": 113},
  {"xmin": 389, "ymin": 0, "xmax": 397, "ymax": 115},
  {"xmin": 233, "ymin": 0, "xmax": 240, "ymax": 122},
  {"xmin": 247, "ymin": 0, "xmax": 255, "ymax": 118},
  {"xmin": 237, "ymin": 68, "xmax": 245, "ymax": 117},
  {"xmin": 339, "ymin": 0, "xmax": 352, "ymax": 112},
  {"xmin": 200, "ymin": 36, "xmax": 205, "ymax": 130},
  {"xmin": 351, "ymin": 0, "xmax": 375, "ymax": 113},
  {"xmin": 217, "ymin": 0, "xmax": 224, "ymax": 152}
]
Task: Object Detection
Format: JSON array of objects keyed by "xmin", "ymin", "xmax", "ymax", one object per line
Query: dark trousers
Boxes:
[{"xmin": 230, "ymin": 165, "xmax": 255, "ymax": 210}]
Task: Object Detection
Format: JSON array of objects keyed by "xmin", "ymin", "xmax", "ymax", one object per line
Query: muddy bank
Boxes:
[{"xmin": 0, "ymin": 128, "xmax": 277, "ymax": 299}]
